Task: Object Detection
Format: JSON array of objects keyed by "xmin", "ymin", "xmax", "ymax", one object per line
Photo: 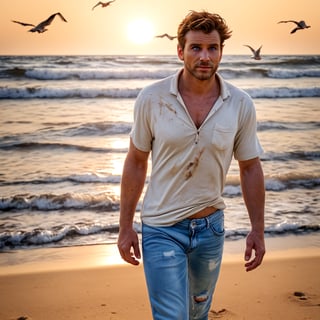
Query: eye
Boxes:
[
  {"xmin": 191, "ymin": 45, "xmax": 201, "ymax": 52},
  {"xmin": 209, "ymin": 45, "xmax": 218, "ymax": 51}
]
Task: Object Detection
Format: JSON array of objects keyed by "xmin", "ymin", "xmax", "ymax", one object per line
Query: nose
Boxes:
[{"xmin": 199, "ymin": 50, "xmax": 210, "ymax": 61}]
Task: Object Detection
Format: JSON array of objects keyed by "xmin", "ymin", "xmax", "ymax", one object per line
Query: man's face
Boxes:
[{"xmin": 177, "ymin": 30, "xmax": 223, "ymax": 81}]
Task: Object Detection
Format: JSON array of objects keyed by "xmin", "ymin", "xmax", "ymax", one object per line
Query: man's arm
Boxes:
[
  {"xmin": 238, "ymin": 157, "xmax": 265, "ymax": 271},
  {"xmin": 117, "ymin": 138, "xmax": 149, "ymax": 265}
]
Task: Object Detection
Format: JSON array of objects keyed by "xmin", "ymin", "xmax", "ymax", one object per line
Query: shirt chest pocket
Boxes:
[{"xmin": 211, "ymin": 125, "xmax": 235, "ymax": 150}]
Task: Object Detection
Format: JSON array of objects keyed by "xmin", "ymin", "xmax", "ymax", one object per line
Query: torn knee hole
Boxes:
[{"xmin": 193, "ymin": 294, "xmax": 208, "ymax": 303}]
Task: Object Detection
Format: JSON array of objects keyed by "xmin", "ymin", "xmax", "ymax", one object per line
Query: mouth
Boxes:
[
  {"xmin": 197, "ymin": 62, "xmax": 213, "ymax": 69},
  {"xmin": 196, "ymin": 65, "xmax": 212, "ymax": 71}
]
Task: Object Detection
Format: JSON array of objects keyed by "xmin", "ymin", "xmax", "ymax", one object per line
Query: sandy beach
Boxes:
[{"xmin": 0, "ymin": 235, "xmax": 319, "ymax": 320}]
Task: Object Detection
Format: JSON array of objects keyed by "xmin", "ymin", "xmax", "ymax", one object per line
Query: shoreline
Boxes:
[
  {"xmin": 0, "ymin": 234, "xmax": 319, "ymax": 320},
  {"xmin": 0, "ymin": 233, "xmax": 319, "ymax": 275}
]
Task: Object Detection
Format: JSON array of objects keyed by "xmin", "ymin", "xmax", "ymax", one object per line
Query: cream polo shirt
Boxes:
[{"xmin": 131, "ymin": 69, "xmax": 263, "ymax": 227}]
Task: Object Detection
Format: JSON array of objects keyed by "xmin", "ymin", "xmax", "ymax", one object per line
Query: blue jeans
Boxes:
[{"xmin": 142, "ymin": 210, "xmax": 224, "ymax": 320}]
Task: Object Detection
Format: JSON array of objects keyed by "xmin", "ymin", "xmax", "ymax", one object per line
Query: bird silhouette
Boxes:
[
  {"xmin": 11, "ymin": 21, "xmax": 34, "ymax": 27},
  {"xmin": 92, "ymin": 1, "xmax": 116, "ymax": 10},
  {"xmin": 12, "ymin": 12, "xmax": 67, "ymax": 33},
  {"xmin": 155, "ymin": 33, "xmax": 177, "ymax": 40},
  {"xmin": 243, "ymin": 45, "xmax": 262, "ymax": 60},
  {"xmin": 277, "ymin": 20, "xmax": 311, "ymax": 34}
]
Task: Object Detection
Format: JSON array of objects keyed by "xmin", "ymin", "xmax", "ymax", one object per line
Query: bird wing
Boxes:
[
  {"xmin": 256, "ymin": 45, "xmax": 263, "ymax": 55},
  {"xmin": 39, "ymin": 12, "xmax": 67, "ymax": 27},
  {"xmin": 156, "ymin": 33, "xmax": 176, "ymax": 39},
  {"xmin": 243, "ymin": 45, "xmax": 256, "ymax": 54},
  {"xmin": 104, "ymin": 0, "xmax": 116, "ymax": 5},
  {"xmin": 37, "ymin": 13, "xmax": 58, "ymax": 28},
  {"xmin": 30, "ymin": 12, "xmax": 67, "ymax": 32},
  {"xmin": 56, "ymin": 12, "xmax": 67, "ymax": 23},
  {"xmin": 12, "ymin": 20, "xmax": 35, "ymax": 27},
  {"xmin": 277, "ymin": 20, "xmax": 299, "ymax": 25},
  {"xmin": 92, "ymin": 2, "xmax": 102, "ymax": 10}
]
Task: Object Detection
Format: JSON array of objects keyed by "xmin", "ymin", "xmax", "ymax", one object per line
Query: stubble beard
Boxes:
[{"xmin": 186, "ymin": 62, "xmax": 218, "ymax": 81}]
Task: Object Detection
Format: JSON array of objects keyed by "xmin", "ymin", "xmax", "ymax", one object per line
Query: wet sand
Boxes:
[{"xmin": 0, "ymin": 235, "xmax": 319, "ymax": 320}]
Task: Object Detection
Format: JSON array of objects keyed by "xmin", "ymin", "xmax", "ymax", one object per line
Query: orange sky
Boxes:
[{"xmin": 1, "ymin": 0, "xmax": 319, "ymax": 55}]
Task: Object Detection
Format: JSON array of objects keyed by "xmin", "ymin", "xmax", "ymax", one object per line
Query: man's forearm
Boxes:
[
  {"xmin": 239, "ymin": 158, "xmax": 265, "ymax": 232},
  {"xmin": 119, "ymin": 157, "xmax": 148, "ymax": 229}
]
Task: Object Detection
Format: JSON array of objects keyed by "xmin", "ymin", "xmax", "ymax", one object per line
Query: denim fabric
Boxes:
[{"xmin": 142, "ymin": 210, "xmax": 224, "ymax": 320}]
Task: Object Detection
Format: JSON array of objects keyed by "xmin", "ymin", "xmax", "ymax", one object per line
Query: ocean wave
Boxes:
[
  {"xmin": 258, "ymin": 121, "xmax": 320, "ymax": 131},
  {"xmin": 0, "ymin": 121, "xmax": 132, "ymax": 149},
  {"xmin": 225, "ymin": 223, "xmax": 320, "ymax": 240},
  {"xmin": 1, "ymin": 86, "xmax": 320, "ymax": 99},
  {"xmin": 0, "ymin": 145, "xmax": 318, "ymax": 163},
  {"xmin": 0, "ymin": 173, "xmax": 121, "ymax": 186},
  {"xmin": 0, "ymin": 192, "xmax": 119, "ymax": 211},
  {"xmin": 0, "ymin": 121, "xmax": 317, "ymax": 154},
  {"xmin": 27, "ymin": 68, "xmax": 177, "ymax": 81},
  {"xmin": 1, "ymin": 173, "xmax": 318, "ymax": 211},
  {"xmin": 261, "ymin": 150, "xmax": 320, "ymax": 161},
  {"xmin": 1, "ymin": 67, "xmax": 177, "ymax": 81},
  {"xmin": 2, "ymin": 66, "xmax": 320, "ymax": 81},
  {"xmin": 0, "ymin": 86, "xmax": 141, "ymax": 99},
  {"xmin": 17, "ymin": 121, "xmax": 131, "ymax": 137},
  {"xmin": 264, "ymin": 175, "xmax": 320, "ymax": 191},
  {"xmin": 219, "ymin": 67, "xmax": 320, "ymax": 80},
  {"xmin": 2, "ymin": 55, "xmax": 320, "ymax": 81},
  {"xmin": 223, "ymin": 176, "xmax": 319, "ymax": 196},
  {"xmin": 264, "ymin": 55, "xmax": 320, "ymax": 66},
  {"xmin": 246, "ymin": 87, "xmax": 320, "ymax": 98},
  {"xmin": 267, "ymin": 68, "xmax": 320, "ymax": 79},
  {"xmin": 0, "ymin": 141, "xmax": 126, "ymax": 153},
  {"xmin": 1, "ymin": 220, "xmax": 319, "ymax": 249},
  {"xmin": 0, "ymin": 222, "xmax": 120, "ymax": 249},
  {"xmin": 64, "ymin": 121, "xmax": 131, "ymax": 136}
]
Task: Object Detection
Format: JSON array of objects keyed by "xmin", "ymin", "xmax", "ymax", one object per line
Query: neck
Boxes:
[{"xmin": 179, "ymin": 71, "xmax": 220, "ymax": 97}]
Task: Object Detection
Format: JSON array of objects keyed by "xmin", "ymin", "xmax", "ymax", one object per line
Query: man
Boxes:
[{"xmin": 117, "ymin": 10, "xmax": 265, "ymax": 320}]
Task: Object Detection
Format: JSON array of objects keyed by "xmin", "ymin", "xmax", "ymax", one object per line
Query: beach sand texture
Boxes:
[{"xmin": 0, "ymin": 242, "xmax": 319, "ymax": 320}]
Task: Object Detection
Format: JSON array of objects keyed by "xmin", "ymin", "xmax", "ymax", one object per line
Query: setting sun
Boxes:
[{"xmin": 126, "ymin": 18, "xmax": 155, "ymax": 44}]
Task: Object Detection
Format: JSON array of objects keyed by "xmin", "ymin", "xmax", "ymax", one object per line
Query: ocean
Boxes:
[{"xmin": 0, "ymin": 54, "xmax": 319, "ymax": 251}]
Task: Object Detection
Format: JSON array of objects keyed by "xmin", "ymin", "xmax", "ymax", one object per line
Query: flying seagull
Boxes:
[
  {"xmin": 155, "ymin": 33, "xmax": 177, "ymax": 40},
  {"xmin": 277, "ymin": 20, "xmax": 311, "ymax": 34},
  {"xmin": 92, "ymin": 1, "xmax": 116, "ymax": 10},
  {"xmin": 11, "ymin": 21, "xmax": 34, "ymax": 27},
  {"xmin": 243, "ymin": 45, "xmax": 262, "ymax": 60},
  {"xmin": 12, "ymin": 12, "xmax": 67, "ymax": 33}
]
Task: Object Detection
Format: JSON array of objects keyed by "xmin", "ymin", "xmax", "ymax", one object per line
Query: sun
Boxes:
[{"xmin": 127, "ymin": 18, "xmax": 155, "ymax": 44}]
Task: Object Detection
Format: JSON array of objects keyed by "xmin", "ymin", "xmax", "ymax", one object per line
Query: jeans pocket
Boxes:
[{"xmin": 209, "ymin": 215, "xmax": 225, "ymax": 236}]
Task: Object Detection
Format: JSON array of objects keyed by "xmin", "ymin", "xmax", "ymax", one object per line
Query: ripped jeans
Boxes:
[{"xmin": 142, "ymin": 210, "xmax": 224, "ymax": 320}]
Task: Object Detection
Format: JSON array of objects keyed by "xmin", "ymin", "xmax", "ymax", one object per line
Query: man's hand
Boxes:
[
  {"xmin": 117, "ymin": 228, "xmax": 141, "ymax": 266},
  {"xmin": 244, "ymin": 230, "xmax": 265, "ymax": 272}
]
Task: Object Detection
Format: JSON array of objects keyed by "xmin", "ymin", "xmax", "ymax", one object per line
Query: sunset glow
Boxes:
[
  {"xmin": 127, "ymin": 19, "xmax": 155, "ymax": 44},
  {"xmin": 1, "ymin": 0, "xmax": 319, "ymax": 55}
]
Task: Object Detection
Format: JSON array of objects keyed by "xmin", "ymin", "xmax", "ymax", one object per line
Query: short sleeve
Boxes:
[
  {"xmin": 233, "ymin": 96, "xmax": 263, "ymax": 160},
  {"xmin": 130, "ymin": 89, "xmax": 153, "ymax": 152}
]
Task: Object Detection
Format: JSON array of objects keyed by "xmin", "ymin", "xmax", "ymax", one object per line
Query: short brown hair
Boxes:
[{"xmin": 177, "ymin": 11, "xmax": 232, "ymax": 49}]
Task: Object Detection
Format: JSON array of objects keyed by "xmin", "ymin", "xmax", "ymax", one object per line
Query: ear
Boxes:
[{"xmin": 177, "ymin": 44, "xmax": 184, "ymax": 61}]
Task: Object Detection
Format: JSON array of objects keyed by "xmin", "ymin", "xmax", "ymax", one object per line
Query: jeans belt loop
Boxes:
[{"xmin": 205, "ymin": 216, "xmax": 210, "ymax": 228}]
